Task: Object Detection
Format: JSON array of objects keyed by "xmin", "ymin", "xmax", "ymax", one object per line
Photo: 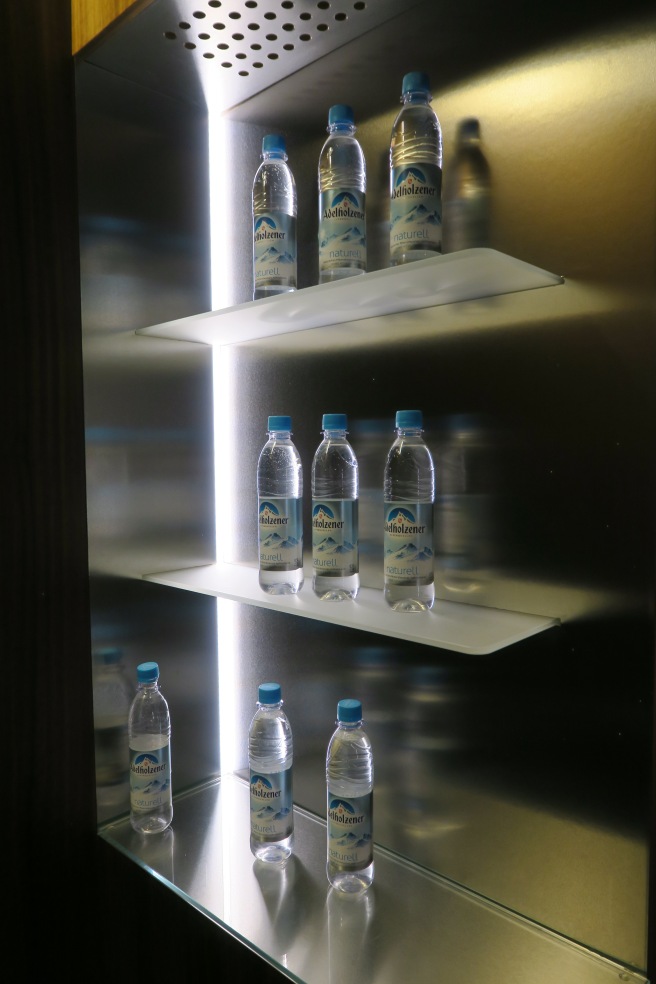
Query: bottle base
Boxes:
[
  {"xmin": 259, "ymin": 568, "xmax": 304, "ymax": 595},
  {"xmin": 384, "ymin": 582, "xmax": 434, "ymax": 612},
  {"xmin": 254, "ymin": 284, "xmax": 296, "ymax": 301},
  {"xmin": 390, "ymin": 247, "xmax": 441, "ymax": 265},
  {"xmin": 130, "ymin": 812, "xmax": 173, "ymax": 835},
  {"xmin": 313, "ymin": 573, "xmax": 359, "ymax": 602},
  {"xmin": 251, "ymin": 835, "xmax": 293, "ymax": 865},
  {"xmin": 319, "ymin": 267, "xmax": 365, "ymax": 284},
  {"xmin": 327, "ymin": 864, "xmax": 373, "ymax": 895}
]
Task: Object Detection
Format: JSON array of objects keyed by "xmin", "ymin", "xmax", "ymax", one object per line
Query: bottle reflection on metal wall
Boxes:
[
  {"xmin": 442, "ymin": 117, "xmax": 492, "ymax": 253},
  {"xmin": 433, "ymin": 414, "xmax": 499, "ymax": 600},
  {"xmin": 93, "ymin": 645, "xmax": 133, "ymax": 814}
]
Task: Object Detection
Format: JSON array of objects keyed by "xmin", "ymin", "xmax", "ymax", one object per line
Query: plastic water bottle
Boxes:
[
  {"xmin": 128, "ymin": 661, "xmax": 173, "ymax": 835},
  {"xmin": 443, "ymin": 117, "xmax": 491, "ymax": 253},
  {"xmin": 318, "ymin": 104, "xmax": 367, "ymax": 283},
  {"xmin": 252, "ymin": 133, "xmax": 297, "ymax": 300},
  {"xmin": 257, "ymin": 415, "xmax": 304, "ymax": 595},
  {"xmin": 311, "ymin": 413, "xmax": 359, "ymax": 601},
  {"xmin": 93, "ymin": 647, "xmax": 133, "ymax": 794},
  {"xmin": 326, "ymin": 699, "xmax": 374, "ymax": 894},
  {"xmin": 249, "ymin": 682, "xmax": 294, "ymax": 864},
  {"xmin": 389, "ymin": 71, "xmax": 443, "ymax": 265},
  {"xmin": 383, "ymin": 409, "xmax": 435, "ymax": 611}
]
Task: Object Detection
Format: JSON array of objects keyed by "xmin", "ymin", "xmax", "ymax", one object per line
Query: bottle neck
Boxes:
[
  {"xmin": 263, "ymin": 151, "xmax": 287, "ymax": 162},
  {"xmin": 397, "ymin": 427, "xmax": 423, "ymax": 438},
  {"xmin": 403, "ymin": 90, "xmax": 430, "ymax": 106},
  {"xmin": 269, "ymin": 430, "xmax": 291, "ymax": 440},
  {"xmin": 338, "ymin": 719, "xmax": 362, "ymax": 730},
  {"xmin": 259, "ymin": 700, "xmax": 283, "ymax": 711},
  {"xmin": 328, "ymin": 123, "xmax": 355, "ymax": 136},
  {"xmin": 323, "ymin": 429, "xmax": 346, "ymax": 440}
]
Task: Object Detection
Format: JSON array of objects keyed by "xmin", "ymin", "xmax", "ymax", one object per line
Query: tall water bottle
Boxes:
[
  {"xmin": 257, "ymin": 415, "xmax": 304, "ymax": 595},
  {"xmin": 443, "ymin": 117, "xmax": 491, "ymax": 253},
  {"xmin": 311, "ymin": 413, "xmax": 359, "ymax": 601},
  {"xmin": 128, "ymin": 661, "xmax": 173, "ymax": 835},
  {"xmin": 383, "ymin": 410, "xmax": 435, "ymax": 612},
  {"xmin": 326, "ymin": 699, "xmax": 374, "ymax": 894},
  {"xmin": 252, "ymin": 133, "xmax": 297, "ymax": 300},
  {"xmin": 389, "ymin": 71, "xmax": 443, "ymax": 265},
  {"xmin": 318, "ymin": 104, "xmax": 367, "ymax": 283},
  {"xmin": 249, "ymin": 682, "xmax": 294, "ymax": 864}
]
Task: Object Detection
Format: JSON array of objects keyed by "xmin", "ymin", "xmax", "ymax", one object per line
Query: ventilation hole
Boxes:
[
  {"xmin": 239, "ymin": 70, "xmax": 249, "ymax": 76},
  {"xmin": 253, "ymin": 61, "xmax": 263, "ymax": 67},
  {"xmin": 282, "ymin": 1, "xmax": 294, "ymax": 7},
  {"xmin": 265, "ymin": 33, "xmax": 277, "ymax": 40},
  {"xmin": 192, "ymin": 10, "xmax": 206, "ymax": 18},
  {"xmin": 267, "ymin": 52, "xmax": 279, "ymax": 59},
  {"xmin": 199, "ymin": 33, "xmax": 210, "ymax": 39},
  {"xmin": 317, "ymin": 23, "xmax": 328, "ymax": 30},
  {"xmin": 282, "ymin": 23, "xmax": 294, "ymax": 31},
  {"xmin": 203, "ymin": 52, "xmax": 214, "ymax": 58},
  {"xmin": 264, "ymin": 11, "xmax": 276, "ymax": 19},
  {"xmin": 228, "ymin": 11, "xmax": 241, "ymax": 18},
  {"xmin": 213, "ymin": 22, "xmax": 225, "ymax": 29},
  {"xmin": 317, "ymin": 1, "xmax": 330, "ymax": 7},
  {"xmin": 354, "ymin": 1, "xmax": 366, "ymax": 8},
  {"xmin": 300, "ymin": 12, "xmax": 311, "ymax": 20},
  {"xmin": 164, "ymin": 31, "xmax": 176, "ymax": 39},
  {"xmin": 184, "ymin": 41, "xmax": 197, "ymax": 48},
  {"xmin": 245, "ymin": 1, "xmax": 257, "ymax": 6},
  {"xmin": 221, "ymin": 61, "xmax": 232, "ymax": 68},
  {"xmin": 283, "ymin": 42, "xmax": 294, "ymax": 50},
  {"xmin": 208, "ymin": 1, "xmax": 221, "ymax": 7},
  {"xmin": 232, "ymin": 32, "xmax": 244, "ymax": 39},
  {"xmin": 299, "ymin": 33, "xmax": 311, "ymax": 40},
  {"xmin": 236, "ymin": 52, "xmax": 247, "ymax": 59},
  {"xmin": 179, "ymin": 21, "xmax": 190, "ymax": 29},
  {"xmin": 218, "ymin": 42, "xmax": 229, "ymax": 49},
  {"xmin": 250, "ymin": 42, "xmax": 262, "ymax": 49},
  {"xmin": 248, "ymin": 22, "xmax": 259, "ymax": 30},
  {"xmin": 335, "ymin": 11, "xmax": 346, "ymax": 20}
]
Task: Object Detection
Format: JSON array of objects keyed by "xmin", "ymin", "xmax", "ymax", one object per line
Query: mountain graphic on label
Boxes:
[
  {"xmin": 262, "ymin": 531, "xmax": 300, "ymax": 549},
  {"xmin": 390, "ymin": 202, "xmax": 440, "ymax": 229},
  {"xmin": 258, "ymin": 245, "xmax": 295, "ymax": 264},
  {"xmin": 320, "ymin": 226, "xmax": 366, "ymax": 249},
  {"xmin": 315, "ymin": 535, "xmax": 355, "ymax": 554},
  {"xmin": 385, "ymin": 543, "xmax": 434, "ymax": 560}
]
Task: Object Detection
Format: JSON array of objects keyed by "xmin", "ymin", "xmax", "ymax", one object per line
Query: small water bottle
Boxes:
[
  {"xmin": 389, "ymin": 71, "xmax": 443, "ymax": 265},
  {"xmin": 93, "ymin": 647, "xmax": 133, "ymax": 793},
  {"xmin": 384, "ymin": 410, "xmax": 435, "ymax": 612},
  {"xmin": 257, "ymin": 415, "xmax": 304, "ymax": 595},
  {"xmin": 318, "ymin": 104, "xmax": 367, "ymax": 283},
  {"xmin": 311, "ymin": 413, "xmax": 359, "ymax": 601},
  {"xmin": 252, "ymin": 133, "xmax": 297, "ymax": 300},
  {"xmin": 443, "ymin": 118, "xmax": 491, "ymax": 253},
  {"xmin": 326, "ymin": 698, "xmax": 374, "ymax": 894},
  {"xmin": 249, "ymin": 682, "xmax": 294, "ymax": 864},
  {"xmin": 128, "ymin": 661, "xmax": 173, "ymax": 835}
]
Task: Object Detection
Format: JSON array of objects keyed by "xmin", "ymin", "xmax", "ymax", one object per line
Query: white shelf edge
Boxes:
[
  {"xmin": 135, "ymin": 248, "xmax": 564, "ymax": 346},
  {"xmin": 142, "ymin": 562, "xmax": 558, "ymax": 655}
]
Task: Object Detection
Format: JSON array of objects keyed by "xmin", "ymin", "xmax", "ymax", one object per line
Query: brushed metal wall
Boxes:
[{"xmin": 76, "ymin": 0, "xmax": 655, "ymax": 973}]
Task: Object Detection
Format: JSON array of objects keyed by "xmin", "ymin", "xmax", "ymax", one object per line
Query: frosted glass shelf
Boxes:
[
  {"xmin": 100, "ymin": 775, "xmax": 647, "ymax": 984},
  {"xmin": 135, "ymin": 248, "xmax": 564, "ymax": 346},
  {"xmin": 142, "ymin": 563, "xmax": 558, "ymax": 654}
]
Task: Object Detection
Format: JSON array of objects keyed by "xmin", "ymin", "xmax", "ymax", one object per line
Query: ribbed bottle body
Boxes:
[
  {"xmin": 326, "ymin": 707, "xmax": 374, "ymax": 894},
  {"xmin": 318, "ymin": 111, "xmax": 367, "ymax": 283},
  {"xmin": 389, "ymin": 74, "xmax": 443, "ymax": 265},
  {"xmin": 311, "ymin": 418, "xmax": 359, "ymax": 601},
  {"xmin": 383, "ymin": 416, "xmax": 435, "ymax": 611},
  {"xmin": 128, "ymin": 664, "xmax": 173, "ymax": 835},
  {"xmin": 257, "ymin": 420, "xmax": 304, "ymax": 594},
  {"xmin": 252, "ymin": 136, "xmax": 297, "ymax": 299},
  {"xmin": 249, "ymin": 687, "xmax": 294, "ymax": 864}
]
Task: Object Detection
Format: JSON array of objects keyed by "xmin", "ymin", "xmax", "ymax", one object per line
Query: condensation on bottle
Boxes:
[
  {"xmin": 128, "ymin": 661, "xmax": 173, "ymax": 835},
  {"xmin": 383, "ymin": 409, "xmax": 435, "ymax": 611},
  {"xmin": 443, "ymin": 117, "xmax": 492, "ymax": 253},
  {"xmin": 389, "ymin": 71, "xmax": 443, "ymax": 265},
  {"xmin": 252, "ymin": 133, "xmax": 297, "ymax": 300},
  {"xmin": 326, "ymin": 698, "xmax": 374, "ymax": 894},
  {"xmin": 257, "ymin": 415, "xmax": 304, "ymax": 595},
  {"xmin": 318, "ymin": 103, "xmax": 367, "ymax": 283},
  {"xmin": 311, "ymin": 413, "xmax": 360, "ymax": 602},
  {"xmin": 248, "ymin": 682, "xmax": 294, "ymax": 864}
]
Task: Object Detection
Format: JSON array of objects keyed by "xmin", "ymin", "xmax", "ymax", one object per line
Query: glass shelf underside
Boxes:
[
  {"xmin": 135, "ymin": 249, "xmax": 564, "ymax": 346},
  {"xmin": 143, "ymin": 562, "xmax": 557, "ymax": 654},
  {"xmin": 100, "ymin": 776, "xmax": 646, "ymax": 984}
]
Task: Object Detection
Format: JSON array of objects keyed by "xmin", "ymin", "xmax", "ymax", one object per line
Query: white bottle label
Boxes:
[
  {"xmin": 312, "ymin": 499, "xmax": 358, "ymax": 575},
  {"xmin": 129, "ymin": 737, "xmax": 171, "ymax": 812},
  {"xmin": 390, "ymin": 163, "xmax": 442, "ymax": 255},
  {"xmin": 258, "ymin": 496, "xmax": 303, "ymax": 570},
  {"xmin": 319, "ymin": 189, "xmax": 366, "ymax": 270},
  {"xmin": 384, "ymin": 501, "xmax": 434, "ymax": 582},
  {"xmin": 253, "ymin": 211, "xmax": 297, "ymax": 289},
  {"xmin": 250, "ymin": 767, "xmax": 293, "ymax": 838},
  {"xmin": 327, "ymin": 791, "xmax": 373, "ymax": 868}
]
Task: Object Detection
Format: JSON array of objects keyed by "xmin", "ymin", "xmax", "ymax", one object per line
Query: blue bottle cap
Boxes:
[
  {"xmin": 396, "ymin": 410, "xmax": 423, "ymax": 429},
  {"xmin": 322, "ymin": 413, "xmax": 347, "ymax": 430},
  {"xmin": 262, "ymin": 133, "xmax": 286, "ymax": 155},
  {"xmin": 337, "ymin": 698, "xmax": 362, "ymax": 723},
  {"xmin": 137, "ymin": 661, "xmax": 159, "ymax": 683},
  {"xmin": 402, "ymin": 71, "xmax": 430, "ymax": 95},
  {"xmin": 268, "ymin": 415, "xmax": 291, "ymax": 432},
  {"xmin": 259, "ymin": 682, "xmax": 282, "ymax": 704},
  {"xmin": 328, "ymin": 104, "xmax": 354, "ymax": 126}
]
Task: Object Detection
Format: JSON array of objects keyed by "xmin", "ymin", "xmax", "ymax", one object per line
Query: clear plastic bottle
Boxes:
[
  {"xmin": 389, "ymin": 71, "xmax": 443, "ymax": 265},
  {"xmin": 326, "ymin": 698, "xmax": 374, "ymax": 894},
  {"xmin": 248, "ymin": 682, "xmax": 294, "ymax": 864},
  {"xmin": 257, "ymin": 415, "xmax": 304, "ymax": 595},
  {"xmin": 93, "ymin": 646, "xmax": 133, "ymax": 792},
  {"xmin": 318, "ymin": 104, "xmax": 367, "ymax": 283},
  {"xmin": 443, "ymin": 117, "xmax": 491, "ymax": 253},
  {"xmin": 128, "ymin": 661, "xmax": 173, "ymax": 835},
  {"xmin": 311, "ymin": 413, "xmax": 359, "ymax": 601},
  {"xmin": 383, "ymin": 409, "xmax": 435, "ymax": 612},
  {"xmin": 252, "ymin": 133, "xmax": 297, "ymax": 300}
]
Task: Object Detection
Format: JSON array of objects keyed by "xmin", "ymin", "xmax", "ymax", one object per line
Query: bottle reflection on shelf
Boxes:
[
  {"xmin": 137, "ymin": 826, "xmax": 175, "ymax": 886},
  {"xmin": 326, "ymin": 885, "xmax": 377, "ymax": 984},
  {"xmin": 252, "ymin": 852, "xmax": 302, "ymax": 961}
]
